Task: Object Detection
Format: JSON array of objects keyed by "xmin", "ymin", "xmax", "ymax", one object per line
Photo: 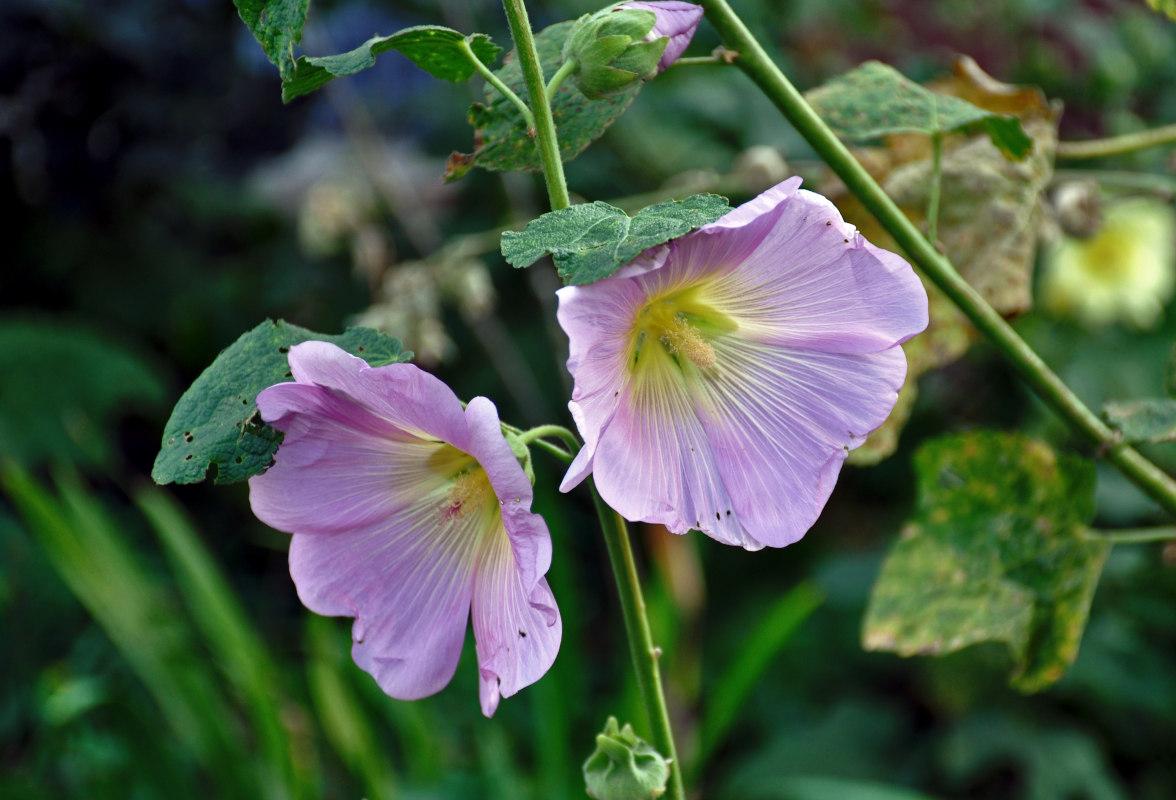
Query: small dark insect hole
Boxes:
[
  {"xmin": 183, "ymin": 432, "xmax": 193, "ymax": 442},
  {"xmin": 278, "ymin": 346, "xmax": 289, "ymax": 354},
  {"xmin": 518, "ymin": 630, "xmax": 527, "ymax": 638},
  {"xmin": 235, "ymin": 456, "xmax": 243, "ymax": 464},
  {"xmin": 285, "ymin": 371, "xmax": 292, "ymax": 378},
  {"xmin": 184, "ymin": 454, "xmax": 193, "ymax": 461},
  {"xmin": 715, "ymin": 512, "xmax": 720, "ymax": 520},
  {"xmin": 357, "ymin": 345, "xmax": 366, "ymax": 352}
]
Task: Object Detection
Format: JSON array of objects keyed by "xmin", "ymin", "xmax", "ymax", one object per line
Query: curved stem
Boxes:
[
  {"xmin": 1057, "ymin": 123, "xmax": 1176, "ymax": 160},
  {"xmin": 461, "ymin": 37, "xmax": 535, "ymax": 131},
  {"xmin": 545, "ymin": 57, "xmax": 578, "ymax": 99},
  {"xmin": 698, "ymin": 0, "xmax": 1176, "ymax": 518},
  {"xmin": 591, "ymin": 485, "xmax": 685, "ymax": 800},
  {"xmin": 500, "ymin": 0, "xmax": 572, "ymax": 211},
  {"xmin": 514, "ymin": 424, "xmax": 579, "ymax": 463}
]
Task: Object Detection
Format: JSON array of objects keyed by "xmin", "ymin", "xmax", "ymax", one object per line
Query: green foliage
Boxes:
[
  {"xmin": 1145, "ymin": 0, "xmax": 1176, "ymax": 20},
  {"xmin": 695, "ymin": 582, "xmax": 824, "ymax": 774},
  {"xmin": 740, "ymin": 776, "xmax": 945, "ymax": 800},
  {"xmin": 152, "ymin": 320, "xmax": 410, "ymax": 486},
  {"xmin": 1103, "ymin": 397, "xmax": 1176, "ymax": 443},
  {"xmin": 501, "ymin": 194, "xmax": 730, "ymax": 284},
  {"xmin": 282, "ymin": 28, "xmax": 502, "ymax": 103},
  {"xmin": 234, "ymin": 0, "xmax": 309, "ymax": 80},
  {"xmin": 1, "ymin": 462, "xmax": 255, "ymax": 791},
  {"xmin": 805, "ymin": 61, "xmax": 1034, "ymax": 160},
  {"xmin": 0, "ymin": 320, "xmax": 164, "ymax": 469},
  {"xmin": 863, "ymin": 431, "xmax": 1108, "ymax": 692},
  {"xmin": 447, "ymin": 21, "xmax": 642, "ymax": 179}
]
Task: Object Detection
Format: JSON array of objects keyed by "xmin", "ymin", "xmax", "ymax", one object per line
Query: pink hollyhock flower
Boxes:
[
  {"xmin": 618, "ymin": 1, "xmax": 704, "ymax": 74},
  {"xmin": 557, "ymin": 177, "xmax": 928, "ymax": 551},
  {"xmin": 248, "ymin": 342, "xmax": 560, "ymax": 716}
]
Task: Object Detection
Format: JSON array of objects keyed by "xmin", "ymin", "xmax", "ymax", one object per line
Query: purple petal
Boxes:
[
  {"xmin": 693, "ymin": 340, "xmax": 909, "ymax": 548},
  {"xmin": 288, "ymin": 501, "xmax": 478, "ymax": 701},
  {"xmin": 250, "ymin": 343, "xmax": 468, "ymax": 536},
  {"xmin": 620, "ymin": 1, "xmax": 704, "ymax": 73},
  {"xmin": 472, "ymin": 532, "xmax": 561, "ymax": 716}
]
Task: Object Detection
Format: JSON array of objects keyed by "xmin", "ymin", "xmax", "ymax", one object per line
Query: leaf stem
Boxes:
[
  {"xmin": 591, "ymin": 485, "xmax": 685, "ymax": 800},
  {"xmin": 697, "ymin": 0, "xmax": 1176, "ymax": 518},
  {"xmin": 927, "ymin": 131, "xmax": 943, "ymax": 245},
  {"xmin": 1086, "ymin": 526, "xmax": 1176, "ymax": 544},
  {"xmin": 545, "ymin": 57, "xmax": 579, "ymax": 99},
  {"xmin": 1056, "ymin": 123, "xmax": 1176, "ymax": 160},
  {"xmin": 461, "ymin": 37, "xmax": 535, "ymax": 131},
  {"xmin": 500, "ymin": 0, "xmax": 572, "ymax": 211},
  {"xmin": 513, "ymin": 424, "xmax": 579, "ymax": 463}
]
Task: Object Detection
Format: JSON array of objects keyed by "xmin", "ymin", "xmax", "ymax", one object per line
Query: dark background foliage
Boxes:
[{"xmin": 3, "ymin": 0, "xmax": 1176, "ymax": 798}]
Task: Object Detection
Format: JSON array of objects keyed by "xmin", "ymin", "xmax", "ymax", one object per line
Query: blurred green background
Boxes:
[{"xmin": 3, "ymin": 0, "xmax": 1176, "ymax": 798}]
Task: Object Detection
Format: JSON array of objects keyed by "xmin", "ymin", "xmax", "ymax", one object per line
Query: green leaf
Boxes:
[
  {"xmin": 0, "ymin": 319, "xmax": 165, "ymax": 469},
  {"xmin": 282, "ymin": 27, "xmax": 501, "ymax": 103},
  {"xmin": 805, "ymin": 61, "xmax": 1034, "ymax": 161},
  {"xmin": 234, "ymin": 0, "xmax": 309, "ymax": 81},
  {"xmin": 1103, "ymin": 397, "xmax": 1176, "ymax": 444},
  {"xmin": 501, "ymin": 194, "xmax": 730, "ymax": 285},
  {"xmin": 152, "ymin": 320, "xmax": 410, "ymax": 486},
  {"xmin": 446, "ymin": 21, "xmax": 642, "ymax": 180},
  {"xmin": 863, "ymin": 431, "xmax": 1108, "ymax": 692},
  {"xmin": 1145, "ymin": 0, "xmax": 1176, "ymax": 20}
]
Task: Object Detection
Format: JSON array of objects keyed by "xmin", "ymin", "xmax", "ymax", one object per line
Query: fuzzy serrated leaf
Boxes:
[
  {"xmin": 1104, "ymin": 397, "xmax": 1176, "ymax": 444},
  {"xmin": 863, "ymin": 431, "xmax": 1107, "ymax": 692},
  {"xmin": 282, "ymin": 27, "xmax": 501, "ymax": 102},
  {"xmin": 447, "ymin": 21, "xmax": 642, "ymax": 179},
  {"xmin": 152, "ymin": 321, "xmax": 410, "ymax": 486},
  {"xmin": 501, "ymin": 194, "xmax": 730, "ymax": 285},
  {"xmin": 806, "ymin": 61, "xmax": 1033, "ymax": 161},
  {"xmin": 234, "ymin": 0, "xmax": 309, "ymax": 80}
]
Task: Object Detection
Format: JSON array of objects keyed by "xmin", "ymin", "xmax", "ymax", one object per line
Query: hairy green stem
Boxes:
[
  {"xmin": 698, "ymin": 0, "xmax": 1176, "ymax": 518},
  {"xmin": 545, "ymin": 57, "xmax": 578, "ymax": 99},
  {"xmin": 591, "ymin": 487, "xmax": 686, "ymax": 800},
  {"xmin": 461, "ymin": 37, "xmax": 535, "ymax": 130},
  {"xmin": 1056, "ymin": 123, "xmax": 1176, "ymax": 160},
  {"xmin": 500, "ymin": 0, "xmax": 571, "ymax": 211}
]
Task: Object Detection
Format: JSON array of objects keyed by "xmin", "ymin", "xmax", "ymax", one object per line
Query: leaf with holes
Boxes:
[
  {"xmin": 234, "ymin": 0, "xmax": 309, "ymax": 81},
  {"xmin": 446, "ymin": 20, "xmax": 643, "ymax": 180},
  {"xmin": 805, "ymin": 60, "xmax": 1033, "ymax": 161},
  {"xmin": 152, "ymin": 321, "xmax": 410, "ymax": 486},
  {"xmin": 282, "ymin": 27, "xmax": 501, "ymax": 102},
  {"xmin": 501, "ymin": 194, "xmax": 730, "ymax": 284},
  {"xmin": 863, "ymin": 431, "xmax": 1107, "ymax": 692}
]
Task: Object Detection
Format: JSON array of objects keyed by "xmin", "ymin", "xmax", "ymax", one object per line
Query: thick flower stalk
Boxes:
[
  {"xmin": 558, "ymin": 178, "xmax": 929, "ymax": 550},
  {"xmin": 248, "ymin": 342, "xmax": 561, "ymax": 716}
]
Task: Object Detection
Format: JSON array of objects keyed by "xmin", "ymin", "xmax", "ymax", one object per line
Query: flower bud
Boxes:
[
  {"xmin": 563, "ymin": 2, "xmax": 703, "ymax": 99},
  {"xmin": 583, "ymin": 717, "xmax": 670, "ymax": 800}
]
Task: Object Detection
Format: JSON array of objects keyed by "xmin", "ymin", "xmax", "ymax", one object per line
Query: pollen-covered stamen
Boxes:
[
  {"xmin": 661, "ymin": 316, "xmax": 716, "ymax": 368},
  {"xmin": 445, "ymin": 468, "xmax": 491, "ymax": 520}
]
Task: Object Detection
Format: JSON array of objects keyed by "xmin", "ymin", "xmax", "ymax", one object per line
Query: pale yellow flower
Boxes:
[{"xmin": 1041, "ymin": 198, "xmax": 1176, "ymax": 328}]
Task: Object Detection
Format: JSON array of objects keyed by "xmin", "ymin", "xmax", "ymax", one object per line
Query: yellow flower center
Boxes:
[
  {"xmin": 630, "ymin": 285, "xmax": 735, "ymax": 376},
  {"xmin": 445, "ymin": 468, "xmax": 493, "ymax": 520},
  {"xmin": 427, "ymin": 444, "xmax": 495, "ymax": 522}
]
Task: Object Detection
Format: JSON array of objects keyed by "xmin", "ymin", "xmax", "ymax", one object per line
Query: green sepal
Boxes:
[{"xmin": 583, "ymin": 717, "xmax": 669, "ymax": 800}]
